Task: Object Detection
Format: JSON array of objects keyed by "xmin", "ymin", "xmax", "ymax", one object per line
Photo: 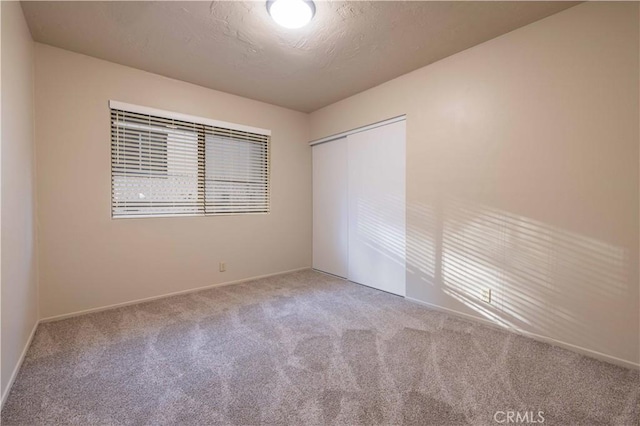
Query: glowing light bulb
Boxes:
[{"xmin": 267, "ymin": 0, "xmax": 315, "ymax": 29}]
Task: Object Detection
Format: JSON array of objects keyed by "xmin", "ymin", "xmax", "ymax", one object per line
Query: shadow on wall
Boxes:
[{"xmin": 405, "ymin": 196, "xmax": 634, "ymax": 358}]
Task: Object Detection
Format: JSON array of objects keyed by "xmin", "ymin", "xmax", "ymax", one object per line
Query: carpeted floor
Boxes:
[{"xmin": 2, "ymin": 270, "xmax": 638, "ymax": 425}]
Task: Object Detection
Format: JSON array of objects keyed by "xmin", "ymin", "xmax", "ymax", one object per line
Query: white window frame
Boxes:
[{"xmin": 110, "ymin": 101, "xmax": 271, "ymax": 219}]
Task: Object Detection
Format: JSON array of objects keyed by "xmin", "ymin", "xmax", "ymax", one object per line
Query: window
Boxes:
[
  {"xmin": 111, "ymin": 102, "xmax": 270, "ymax": 218},
  {"xmin": 112, "ymin": 127, "xmax": 169, "ymax": 177}
]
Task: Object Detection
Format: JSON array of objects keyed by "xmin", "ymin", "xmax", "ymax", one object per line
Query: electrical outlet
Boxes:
[
  {"xmin": 219, "ymin": 262, "xmax": 226, "ymax": 272},
  {"xmin": 481, "ymin": 288, "xmax": 491, "ymax": 304}
]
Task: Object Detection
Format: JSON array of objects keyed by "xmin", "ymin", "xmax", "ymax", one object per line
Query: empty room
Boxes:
[{"xmin": 1, "ymin": 0, "xmax": 638, "ymax": 424}]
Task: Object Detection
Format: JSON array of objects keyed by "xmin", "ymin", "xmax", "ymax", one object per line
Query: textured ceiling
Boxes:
[{"xmin": 22, "ymin": 1, "xmax": 579, "ymax": 112}]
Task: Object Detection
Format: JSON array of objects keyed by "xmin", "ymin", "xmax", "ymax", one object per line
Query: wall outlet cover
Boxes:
[{"xmin": 481, "ymin": 288, "xmax": 491, "ymax": 304}]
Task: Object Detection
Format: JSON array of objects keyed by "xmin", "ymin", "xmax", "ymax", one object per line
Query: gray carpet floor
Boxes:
[{"xmin": 2, "ymin": 270, "xmax": 638, "ymax": 425}]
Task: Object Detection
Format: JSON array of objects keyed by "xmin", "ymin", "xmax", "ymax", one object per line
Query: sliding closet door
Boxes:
[
  {"xmin": 348, "ymin": 121, "xmax": 406, "ymax": 296},
  {"xmin": 312, "ymin": 138, "xmax": 349, "ymax": 278}
]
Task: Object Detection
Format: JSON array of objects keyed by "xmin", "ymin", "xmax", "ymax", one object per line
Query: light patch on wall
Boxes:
[
  {"xmin": 406, "ymin": 202, "xmax": 438, "ymax": 284},
  {"xmin": 439, "ymin": 196, "xmax": 630, "ymax": 351}
]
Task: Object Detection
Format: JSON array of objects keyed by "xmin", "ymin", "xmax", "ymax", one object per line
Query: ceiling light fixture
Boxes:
[{"xmin": 267, "ymin": 0, "xmax": 315, "ymax": 29}]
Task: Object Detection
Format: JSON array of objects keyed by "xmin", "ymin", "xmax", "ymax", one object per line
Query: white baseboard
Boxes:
[
  {"xmin": 406, "ymin": 296, "xmax": 639, "ymax": 370},
  {"xmin": 40, "ymin": 267, "xmax": 311, "ymax": 323},
  {"xmin": 1, "ymin": 320, "xmax": 39, "ymax": 410}
]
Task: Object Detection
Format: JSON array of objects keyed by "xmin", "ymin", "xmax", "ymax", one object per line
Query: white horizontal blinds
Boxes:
[
  {"xmin": 111, "ymin": 105, "xmax": 270, "ymax": 218},
  {"xmin": 205, "ymin": 127, "xmax": 270, "ymax": 214},
  {"xmin": 111, "ymin": 109, "xmax": 204, "ymax": 217}
]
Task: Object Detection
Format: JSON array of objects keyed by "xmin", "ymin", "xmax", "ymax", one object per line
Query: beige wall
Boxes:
[
  {"xmin": 310, "ymin": 2, "xmax": 639, "ymax": 366},
  {"xmin": 1, "ymin": 1, "xmax": 39, "ymax": 400},
  {"xmin": 35, "ymin": 44, "xmax": 311, "ymax": 319}
]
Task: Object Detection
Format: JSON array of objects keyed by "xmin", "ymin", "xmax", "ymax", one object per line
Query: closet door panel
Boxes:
[
  {"xmin": 347, "ymin": 121, "xmax": 406, "ymax": 296},
  {"xmin": 312, "ymin": 138, "xmax": 349, "ymax": 278}
]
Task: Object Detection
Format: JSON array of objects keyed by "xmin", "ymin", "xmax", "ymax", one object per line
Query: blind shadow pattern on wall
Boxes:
[{"xmin": 110, "ymin": 104, "xmax": 270, "ymax": 218}]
